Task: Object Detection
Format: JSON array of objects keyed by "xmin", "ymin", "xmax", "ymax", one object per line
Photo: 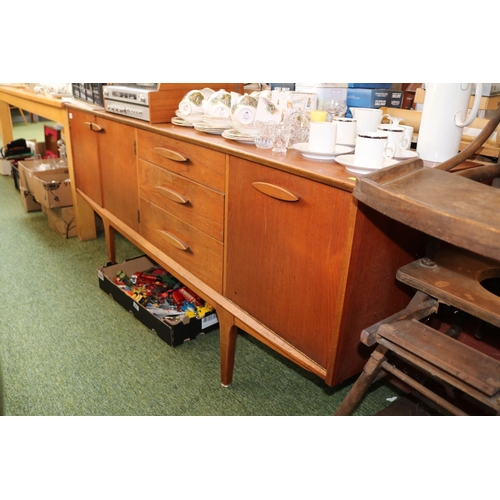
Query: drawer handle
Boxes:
[
  {"xmin": 84, "ymin": 121, "xmax": 104, "ymax": 132},
  {"xmin": 252, "ymin": 182, "xmax": 300, "ymax": 202},
  {"xmin": 154, "ymin": 147, "xmax": 188, "ymax": 162},
  {"xmin": 155, "ymin": 186, "xmax": 189, "ymax": 204},
  {"xmin": 157, "ymin": 230, "xmax": 190, "ymax": 251}
]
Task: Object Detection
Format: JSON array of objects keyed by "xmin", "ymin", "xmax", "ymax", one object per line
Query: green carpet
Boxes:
[{"xmin": 0, "ymin": 129, "xmax": 399, "ymax": 416}]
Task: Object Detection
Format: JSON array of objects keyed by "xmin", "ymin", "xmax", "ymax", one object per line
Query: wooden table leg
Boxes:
[
  {"xmin": 103, "ymin": 217, "xmax": 116, "ymax": 264},
  {"xmin": 217, "ymin": 307, "xmax": 238, "ymax": 387}
]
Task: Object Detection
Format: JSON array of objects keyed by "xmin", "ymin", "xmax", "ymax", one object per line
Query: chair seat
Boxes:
[
  {"xmin": 378, "ymin": 319, "xmax": 500, "ymax": 397},
  {"xmin": 397, "ymin": 246, "xmax": 500, "ymax": 328}
]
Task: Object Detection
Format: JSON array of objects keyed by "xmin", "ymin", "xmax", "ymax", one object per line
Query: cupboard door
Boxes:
[
  {"xmin": 97, "ymin": 118, "xmax": 139, "ymax": 232},
  {"xmin": 68, "ymin": 108, "xmax": 102, "ymax": 206},
  {"xmin": 225, "ymin": 157, "xmax": 352, "ymax": 369}
]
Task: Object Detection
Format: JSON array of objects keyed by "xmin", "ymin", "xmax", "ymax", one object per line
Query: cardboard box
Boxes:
[
  {"xmin": 98, "ymin": 255, "xmax": 219, "ymax": 347},
  {"xmin": 472, "ymin": 83, "xmax": 500, "ymax": 96},
  {"xmin": 347, "ymin": 88, "xmax": 403, "ymax": 109},
  {"xmin": 18, "ymin": 159, "xmax": 69, "ymax": 193},
  {"xmin": 42, "ymin": 205, "xmax": 76, "ymax": 238},
  {"xmin": 30, "ymin": 170, "xmax": 72, "ymax": 209},
  {"xmin": 295, "ymin": 84, "xmax": 348, "ymax": 111},
  {"xmin": 20, "ymin": 187, "xmax": 42, "ymax": 212}
]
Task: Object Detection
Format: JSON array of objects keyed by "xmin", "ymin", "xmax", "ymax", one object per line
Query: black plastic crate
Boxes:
[
  {"xmin": 11, "ymin": 164, "xmax": 19, "ymax": 190},
  {"xmin": 97, "ymin": 255, "xmax": 218, "ymax": 347}
]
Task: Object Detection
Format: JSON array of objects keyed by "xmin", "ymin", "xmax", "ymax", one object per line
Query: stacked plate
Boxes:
[
  {"xmin": 222, "ymin": 129, "xmax": 255, "ymax": 144},
  {"xmin": 171, "ymin": 110, "xmax": 204, "ymax": 127}
]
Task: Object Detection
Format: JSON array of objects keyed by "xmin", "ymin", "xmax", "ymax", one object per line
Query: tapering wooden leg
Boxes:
[
  {"xmin": 217, "ymin": 308, "xmax": 238, "ymax": 387},
  {"xmin": 334, "ymin": 346, "xmax": 389, "ymax": 416}
]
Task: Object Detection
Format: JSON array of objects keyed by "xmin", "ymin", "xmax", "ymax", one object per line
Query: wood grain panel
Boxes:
[
  {"xmin": 137, "ymin": 158, "xmax": 224, "ymax": 242},
  {"xmin": 68, "ymin": 108, "xmax": 102, "ymax": 206},
  {"xmin": 140, "ymin": 197, "xmax": 223, "ymax": 293},
  {"xmin": 136, "ymin": 128, "xmax": 226, "ymax": 192},
  {"xmin": 225, "ymin": 156, "xmax": 352, "ymax": 368},
  {"xmin": 97, "ymin": 117, "xmax": 139, "ymax": 232}
]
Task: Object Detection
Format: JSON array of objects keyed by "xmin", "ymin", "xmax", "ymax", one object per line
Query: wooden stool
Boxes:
[{"xmin": 335, "ymin": 246, "xmax": 500, "ymax": 416}]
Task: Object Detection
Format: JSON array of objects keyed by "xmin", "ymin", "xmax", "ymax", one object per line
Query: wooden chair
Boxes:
[{"xmin": 335, "ymin": 107, "xmax": 500, "ymax": 416}]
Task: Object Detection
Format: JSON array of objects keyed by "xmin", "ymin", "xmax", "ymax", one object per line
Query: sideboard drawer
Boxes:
[
  {"xmin": 140, "ymin": 197, "xmax": 223, "ymax": 293},
  {"xmin": 138, "ymin": 158, "xmax": 224, "ymax": 242},
  {"xmin": 137, "ymin": 129, "xmax": 226, "ymax": 193}
]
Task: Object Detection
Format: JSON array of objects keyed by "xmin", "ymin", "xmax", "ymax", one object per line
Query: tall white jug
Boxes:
[{"xmin": 416, "ymin": 83, "xmax": 483, "ymax": 162}]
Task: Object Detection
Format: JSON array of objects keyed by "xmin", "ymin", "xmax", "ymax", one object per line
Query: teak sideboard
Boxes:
[{"xmin": 66, "ymin": 103, "xmax": 424, "ymax": 388}]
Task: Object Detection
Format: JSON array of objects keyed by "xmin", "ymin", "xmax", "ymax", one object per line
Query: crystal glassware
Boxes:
[
  {"xmin": 327, "ymin": 99, "xmax": 347, "ymax": 119},
  {"xmin": 271, "ymin": 122, "xmax": 292, "ymax": 154}
]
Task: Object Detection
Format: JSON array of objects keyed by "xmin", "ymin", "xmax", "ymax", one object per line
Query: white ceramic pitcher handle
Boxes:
[{"xmin": 455, "ymin": 83, "xmax": 483, "ymax": 128}]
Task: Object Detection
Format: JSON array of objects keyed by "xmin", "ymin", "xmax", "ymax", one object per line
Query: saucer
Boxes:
[
  {"xmin": 175, "ymin": 110, "xmax": 203, "ymax": 124},
  {"xmin": 394, "ymin": 149, "xmax": 420, "ymax": 160},
  {"xmin": 193, "ymin": 123, "xmax": 225, "ymax": 135},
  {"xmin": 171, "ymin": 117, "xmax": 194, "ymax": 127},
  {"xmin": 335, "ymin": 154, "xmax": 399, "ymax": 174},
  {"xmin": 292, "ymin": 143, "xmax": 354, "ymax": 160}
]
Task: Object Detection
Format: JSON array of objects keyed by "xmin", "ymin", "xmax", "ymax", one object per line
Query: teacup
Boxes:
[
  {"xmin": 399, "ymin": 124, "xmax": 414, "ymax": 150},
  {"xmin": 354, "ymin": 131, "xmax": 395, "ymax": 169},
  {"xmin": 178, "ymin": 89, "xmax": 205, "ymax": 116},
  {"xmin": 231, "ymin": 94, "xmax": 258, "ymax": 126},
  {"xmin": 204, "ymin": 89, "xmax": 232, "ymax": 118},
  {"xmin": 350, "ymin": 107, "xmax": 383, "ymax": 135},
  {"xmin": 381, "ymin": 113, "xmax": 403, "ymax": 126},
  {"xmin": 309, "ymin": 121, "xmax": 337, "ymax": 153},
  {"xmin": 333, "ymin": 117, "xmax": 357, "ymax": 146},
  {"xmin": 377, "ymin": 125, "xmax": 409, "ymax": 156}
]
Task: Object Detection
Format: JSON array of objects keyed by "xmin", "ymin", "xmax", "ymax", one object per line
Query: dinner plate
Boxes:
[
  {"xmin": 292, "ymin": 142, "xmax": 354, "ymax": 160},
  {"xmin": 222, "ymin": 129, "xmax": 255, "ymax": 144},
  {"xmin": 393, "ymin": 149, "xmax": 420, "ymax": 160},
  {"xmin": 335, "ymin": 154, "xmax": 399, "ymax": 175}
]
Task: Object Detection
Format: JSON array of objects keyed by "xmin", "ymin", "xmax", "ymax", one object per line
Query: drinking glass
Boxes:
[
  {"xmin": 327, "ymin": 99, "xmax": 347, "ymax": 119},
  {"xmin": 271, "ymin": 123, "xmax": 292, "ymax": 154},
  {"xmin": 254, "ymin": 121, "xmax": 275, "ymax": 149}
]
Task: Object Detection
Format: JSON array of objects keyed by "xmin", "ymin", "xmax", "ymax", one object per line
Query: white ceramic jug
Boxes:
[
  {"xmin": 416, "ymin": 83, "xmax": 483, "ymax": 162},
  {"xmin": 350, "ymin": 107, "xmax": 383, "ymax": 135}
]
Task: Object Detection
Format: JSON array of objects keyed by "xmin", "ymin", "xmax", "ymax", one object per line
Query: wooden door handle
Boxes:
[
  {"xmin": 252, "ymin": 182, "xmax": 300, "ymax": 202},
  {"xmin": 155, "ymin": 186, "xmax": 189, "ymax": 204},
  {"xmin": 157, "ymin": 230, "xmax": 190, "ymax": 251},
  {"xmin": 84, "ymin": 121, "xmax": 104, "ymax": 132},
  {"xmin": 153, "ymin": 147, "xmax": 188, "ymax": 162}
]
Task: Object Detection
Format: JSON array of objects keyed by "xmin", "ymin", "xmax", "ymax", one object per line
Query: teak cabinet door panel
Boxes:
[
  {"xmin": 97, "ymin": 118, "xmax": 139, "ymax": 232},
  {"xmin": 225, "ymin": 157, "xmax": 352, "ymax": 369},
  {"xmin": 68, "ymin": 108, "xmax": 102, "ymax": 206}
]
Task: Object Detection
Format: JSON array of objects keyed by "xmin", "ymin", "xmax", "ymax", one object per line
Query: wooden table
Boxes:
[{"xmin": 0, "ymin": 85, "xmax": 96, "ymax": 240}]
